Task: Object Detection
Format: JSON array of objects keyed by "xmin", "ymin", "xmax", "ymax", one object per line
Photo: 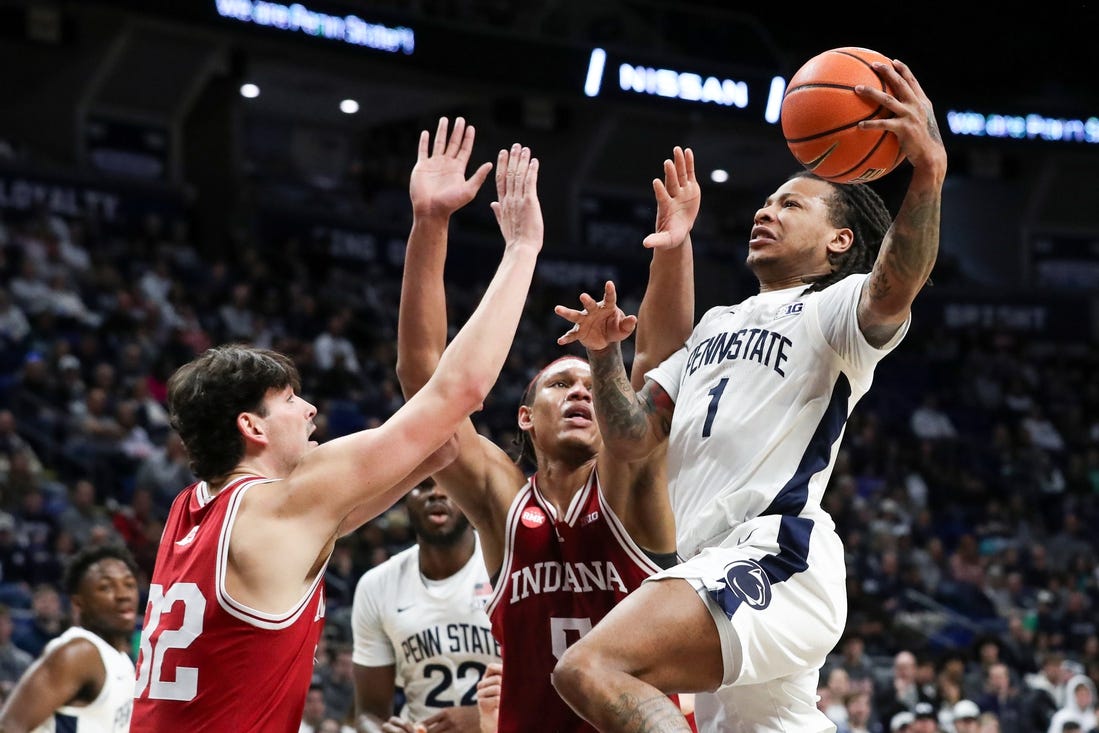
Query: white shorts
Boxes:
[{"xmin": 646, "ymin": 515, "xmax": 845, "ymax": 733}]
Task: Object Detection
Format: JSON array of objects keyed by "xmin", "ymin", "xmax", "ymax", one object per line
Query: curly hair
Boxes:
[
  {"xmin": 790, "ymin": 171, "xmax": 893, "ymax": 293},
  {"xmin": 63, "ymin": 545, "xmax": 138, "ymax": 596},
  {"xmin": 168, "ymin": 344, "xmax": 301, "ymax": 481}
]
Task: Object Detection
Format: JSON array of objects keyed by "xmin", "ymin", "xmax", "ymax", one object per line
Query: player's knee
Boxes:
[{"xmin": 551, "ymin": 642, "xmax": 603, "ymax": 704}]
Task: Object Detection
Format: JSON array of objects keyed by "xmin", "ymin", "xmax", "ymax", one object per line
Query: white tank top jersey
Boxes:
[
  {"xmin": 647, "ymin": 273, "xmax": 909, "ymax": 558},
  {"xmin": 351, "ymin": 533, "xmax": 500, "ymax": 721},
  {"xmin": 33, "ymin": 626, "xmax": 135, "ymax": 733}
]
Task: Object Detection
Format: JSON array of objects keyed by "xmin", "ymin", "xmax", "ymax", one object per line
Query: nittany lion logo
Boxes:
[{"xmin": 723, "ymin": 559, "xmax": 772, "ymax": 610}]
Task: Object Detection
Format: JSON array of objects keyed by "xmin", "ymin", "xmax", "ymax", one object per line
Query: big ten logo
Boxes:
[{"xmin": 775, "ymin": 302, "xmax": 804, "ymax": 320}]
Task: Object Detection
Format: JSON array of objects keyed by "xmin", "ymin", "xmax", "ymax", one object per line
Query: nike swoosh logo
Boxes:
[{"xmin": 397, "ymin": 605, "xmax": 414, "ymax": 613}]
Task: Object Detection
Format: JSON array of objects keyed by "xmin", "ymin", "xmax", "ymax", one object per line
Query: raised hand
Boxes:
[
  {"xmin": 642, "ymin": 146, "xmax": 701, "ymax": 250},
  {"xmin": 410, "ymin": 116, "xmax": 494, "ymax": 219},
  {"xmin": 554, "ymin": 281, "xmax": 637, "ymax": 351},
  {"xmin": 856, "ymin": 60, "xmax": 947, "ymax": 175},
  {"xmin": 490, "ymin": 144, "xmax": 543, "ymax": 250}
]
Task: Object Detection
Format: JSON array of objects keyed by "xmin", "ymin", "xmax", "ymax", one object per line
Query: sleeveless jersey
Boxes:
[
  {"xmin": 32, "ymin": 627, "xmax": 134, "ymax": 733},
  {"xmin": 130, "ymin": 477, "xmax": 328, "ymax": 733},
  {"xmin": 351, "ymin": 533, "xmax": 500, "ymax": 721},
  {"xmin": 485, "ymin": 469, "xmax": 666, "ymax": 733},
  {"xmin": 647, "ymin": 273, "xmax": 908, "ymax": 559}
]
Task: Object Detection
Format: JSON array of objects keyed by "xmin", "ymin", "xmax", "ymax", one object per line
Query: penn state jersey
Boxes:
[
  {"xmin": 32, "ymin": 627, "xmax": 134, "ymax": 733},
  {"xmin": 131, "ymin": 477, "xmax": 327, "ymax": 733},
  {"xmin": 647, "ymin": 273, "xmax": 907, "ymax": 558},
  {"xmin": 351, "ymin": 533, "xmax": 500, "ymax": 721},
  {"xmin": 485, "ymin": 470, "xmax": 669, "ymax": 733}
]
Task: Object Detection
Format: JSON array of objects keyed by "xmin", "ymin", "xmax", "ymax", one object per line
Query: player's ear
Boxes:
[
  {"xmin": 237, "ymin": 411, "xmax": 269, "ymax": 446},
  {"xmin": 827, "ymin": 227, "xmax": 854, "ymax": 255},
  {"xmin": 517, "ymin": 405, "xmax": 534, "ymax": 433}
]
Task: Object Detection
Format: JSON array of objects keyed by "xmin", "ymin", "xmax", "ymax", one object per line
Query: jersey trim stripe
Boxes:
[
  {"xmin": 484, "ymin": 480, "xmax": 532, "ymax": 618},
  {"xmin": 596, "ymin": 481, "xmax": 664, "ymax": 576},
  {"xmin": 214, "ymin": 478, "xmax": 329, "ymax": 630},
  {"xmin": 709, "ymin": 375, "xmax": 849, "ymax": 619},
  {"xmin": 54, "ymin": 713, "xmax": 78, "ymax": 733},
  {"xmin": 761, "ymin": 374, "xmax": 851, "ymax": 518}
]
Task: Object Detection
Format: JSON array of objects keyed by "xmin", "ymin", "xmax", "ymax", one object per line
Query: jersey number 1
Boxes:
[
  {"xmin": 702, "ymin": 378, "xmax": 729, "ymax": 437},
  {"xmin": 134, "ymin": 583, "xmax": 206, "ymax": 701}
]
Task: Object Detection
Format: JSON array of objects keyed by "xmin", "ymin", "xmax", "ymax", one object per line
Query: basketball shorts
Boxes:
[{"xmin": 646, "ymin": 515, "xmax": 846, "ymax": 733}]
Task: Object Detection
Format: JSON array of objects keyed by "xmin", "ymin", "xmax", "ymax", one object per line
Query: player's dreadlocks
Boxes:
[{"xmin": 793, "ymin": 171, "xmax": 893, "ymax": 293}]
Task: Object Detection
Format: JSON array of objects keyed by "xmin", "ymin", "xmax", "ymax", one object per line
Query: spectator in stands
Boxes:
[
  {"xmin": 300, "ymin": 683, "xmax": 327, "ymax": 733},
  {"xmin": 0, "ymin": 603, "xmax": 32, "ymax": 698},
  {"xmin": 831, "ymin": 633, "xmax": 879, "ymax": 694},
  {"xmin": 911, "ymin": 394, "xmax": 958, "ymax": 441},
  {"xmin": 0, "ymin": 287, "xmax": 31, "ymax": 352},
  {"xmin": 976, "ymin": 662, "xmax": 1027, "ymax": 733},
  {"xmin": 321, "ymin": 644, "xmax": 356, "ymax": 724},
  {"xmin": 1047, "ymin": 514, "xmax": 1091, "ymax": 575},
  {"xmin": 1046, "ymin": 675, "xmax": 1097, "ymax": 733},
  {"xmin": 890, "ymin": 711, "xmax": 915, "ymax": 733},
  {"xmin": 11, "ymin": 584, "xmax": 64, "ymax": 657},
  {"xmin": 57, "ymin": 479, "xmax": 113, "ymax": 546},
  {"xmin": 837, "ymin": 689, "xmax": 879, "ymax": 733},
  {"xmin": 912, "ymin": 701, "xmax": 941, "ymax": 732},
  {"xmin": 132, "ymin": 430, "xmax": 193, "ymax": 519},
  {"xmin": 953, "ymin": 699, "xmax": 981, "ymax": 733},
  {"xmin": 876, "ymin": 651, "xmax": 934, "ymax": 726}
]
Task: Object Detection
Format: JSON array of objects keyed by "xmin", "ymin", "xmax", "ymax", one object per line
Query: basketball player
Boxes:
[
  {"xmin": 129, "ymin": 141, "xmax": 544, "ymax": 732},
  {"xmin": 396, "ymin": 117, "xmax": 698, "ymax": 732},
  {"xmin": 551, "ymin": 57, "xmax": 946, "ymax": 732},
  {"xmin": 351, "ymin": 478, "xmax": 499, "ymax": 732},
  {"xmin": 0, "ymin": 546, "xmax": 138, "ymax": 733}
]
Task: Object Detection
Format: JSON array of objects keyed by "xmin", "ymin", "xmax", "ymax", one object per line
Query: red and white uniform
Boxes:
[
  {"xmin": 131, "ymin": 477, "xmax": 327, "ymax": 733},
  {"xmin": 486, "ymin": 469, "xmax": 690, "ymax": 733}
]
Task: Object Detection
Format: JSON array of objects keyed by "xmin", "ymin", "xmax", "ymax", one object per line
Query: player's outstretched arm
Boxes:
[
  {"xmin": 632, "ymin": 146, "xmax": 697, "ymax": 388},
  {"xmin": 0, "ymin": 639, "xmax": 103, "ymax": 733},
  {"xmin": 396, "ymin": 116, "xmax": 492, "ymax": 397},
  {"xmin": 556, "ymin": 282, "xmax": 673, "ymax": 463},
  {"xmin": 855, "ymin": 59, "xmax": 947, "ymax": 346},
  {"xmin": 292, "ymin": 144, "xmax": 543, "ymax": 527}
]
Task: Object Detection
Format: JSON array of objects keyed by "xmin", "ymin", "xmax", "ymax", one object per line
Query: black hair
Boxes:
[
  {"xmin": 63, "ymin": 545, "xmax": 138, "ymax": 596},
  {"xmin": 789, "ymin": 171, "xmax": 893, "ymax": 293}
]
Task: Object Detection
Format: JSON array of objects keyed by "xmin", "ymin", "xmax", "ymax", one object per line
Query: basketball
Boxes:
[{"xmin": 780, "ymin": 47, "xmax": 906, "ymax": 183}]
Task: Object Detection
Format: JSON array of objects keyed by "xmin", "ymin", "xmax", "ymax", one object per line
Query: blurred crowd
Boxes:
[{"xmin": 0, "ymin": 183, "xmax": 1096, "ymax": 732}]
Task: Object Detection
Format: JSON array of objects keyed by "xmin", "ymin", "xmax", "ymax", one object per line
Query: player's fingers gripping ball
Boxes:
[{"xmin": 781, "ymin": 47, "xmax": 907, "ymax": 183}]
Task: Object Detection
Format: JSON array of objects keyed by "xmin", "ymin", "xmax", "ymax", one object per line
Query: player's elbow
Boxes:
[{"xmin": 395, "ymin": 355, "xmax": 431, "ymax": 398}]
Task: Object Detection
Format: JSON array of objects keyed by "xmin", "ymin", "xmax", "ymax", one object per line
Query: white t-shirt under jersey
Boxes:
[
  {"xmin": 647, "ymin": 273, "xmax": 908, "ymax": 558},
  {"xmin": 33, "ymin": 626, "xmax": 134, "ymax": 733},
  {"xmin": 351, "ymin": 534, "xmax": 500, "ymax": 722}
]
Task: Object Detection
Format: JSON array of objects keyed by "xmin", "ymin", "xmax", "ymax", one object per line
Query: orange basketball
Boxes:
[{"xmin": 780, "ymin": 47, "xmax": 906, "ymax": 183}]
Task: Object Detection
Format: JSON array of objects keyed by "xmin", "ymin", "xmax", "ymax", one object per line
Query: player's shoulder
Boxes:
[
  {"xmin": 354, "ymin": 543, "xmax": 419, "ymax": 592},
  {"xmin": 41, "ymin": 628, "xmax": 104, "ymax": 671}
]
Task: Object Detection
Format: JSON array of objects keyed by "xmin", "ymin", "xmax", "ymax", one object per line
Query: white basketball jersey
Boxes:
[
  {"xmin": 647, "ymin": 273, "xmax": 907, "ymax": 558},
  {"xmin": 351, "ymin": 534, "xmax": 500, "ymax": 721},
  {"xmin": 33, "ymin": 627, "xmax": 135, "ymax": 733}
]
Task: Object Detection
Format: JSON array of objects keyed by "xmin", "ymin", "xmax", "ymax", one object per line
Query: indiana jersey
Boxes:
[
  {"xmin": 33, "ymin": 627, "xmax": 134, "ymax": 733},
  {"xmin": 351, "ymin": 534, "xmax": 500, "ymax": 721},
  {"xmin": 646, "ymin": 273, "xmax": 908, "ymax": 558},
  {"xmin": 131, "ymin": 477, "xmax": 327, "ymax": 733},
  {"xmin": 485, "ymin": 469, "xmax": 666, "ymax": 733}
]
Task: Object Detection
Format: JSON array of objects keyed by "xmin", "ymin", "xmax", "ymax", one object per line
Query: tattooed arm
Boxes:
[
  {"xmin": 556, "ymin": 283, "xmax": 675, "ymax": 462},
  {"xmin": 588, "ymin": 343, "xmax": 675, "ymax": 462},
  {"xmin": 854, "ymin": 58, "xmax": 948, "ymax": 347}
]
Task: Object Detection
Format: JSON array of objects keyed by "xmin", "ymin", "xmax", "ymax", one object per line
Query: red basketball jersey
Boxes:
[
  {"xmin": 131, "ymin": 476, "xmax": 327, "ymax": 733},
  {"xmin": 486, "ymin": 470, "xmax": 668, "ymax": 733}
]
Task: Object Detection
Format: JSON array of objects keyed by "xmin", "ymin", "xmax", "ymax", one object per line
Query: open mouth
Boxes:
[
  {"xmin": 563, "ymin": 405, "xmax": 592, "ymax": 425},
  {"xmin": 749, "ymin": 225, "xmax": 777, "ymax": 247}
]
